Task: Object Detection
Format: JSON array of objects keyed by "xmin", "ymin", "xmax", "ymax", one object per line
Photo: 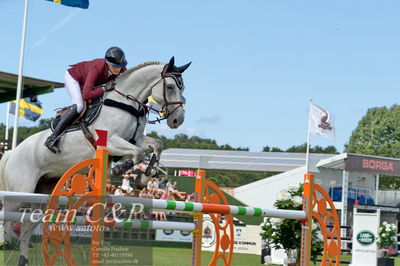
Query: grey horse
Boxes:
[{"xmin": 0, "ymin": 56, "xmax": 190, "ymax": 265}]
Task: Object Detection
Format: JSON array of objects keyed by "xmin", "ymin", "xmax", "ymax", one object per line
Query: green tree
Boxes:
[
  {"xmin": 345, "ymin": 105, "xmax": 400, "ymax": 189},
  {"xmin": 263, "ymin": 143, "xmax": 338, "ymax": 154},
  {"xmin": 0, "ymin": 118, "xmax": 54, "ymax": 145},
  {"xmin": 147, "ymin": 132, "xmax": 249, "ymax": 151},
  {"xmin": 346, "ymin": 106, "xmax": 400, "ymax": 157},
  {"xmin": 262, "ymin": 146, "xmax": 283, "ymax": 152}
]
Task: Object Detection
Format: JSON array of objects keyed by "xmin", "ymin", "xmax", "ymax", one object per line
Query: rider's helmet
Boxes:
[{"xmin": 105, "ymin": 47, "xmax": 127, "ymax": 68}]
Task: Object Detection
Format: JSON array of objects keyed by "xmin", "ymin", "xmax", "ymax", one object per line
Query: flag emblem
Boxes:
[
  {"xmin": 309, "ymin": 103, "xmax": 335, "ymax": 138},
  {"xmin": 10, "ymin": 97, "xmax": 43, "ymax": 122}
]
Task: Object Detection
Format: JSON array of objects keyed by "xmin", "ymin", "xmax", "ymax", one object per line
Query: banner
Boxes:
[
  {"xmin": 178, "ymin": 170, "xmax": 195, "ymax": 177},
  {"xmin": 351, "ymin": 208, "xmax": 380, "ymax": 266},
  {"xmin": 201, "ymin": 215, "xmax": 262, "ymax": 255},
  {"xmin": 155, "ymin": 229, "xmax": 192, "ymax": 242}
]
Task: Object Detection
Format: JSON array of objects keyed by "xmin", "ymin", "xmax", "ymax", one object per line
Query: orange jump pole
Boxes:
[
  {"xmin": 42, "ymin": 137, "xmax": 109, "ymax": 266},
  {"xmin": 192, "ymin": 170, "xmax": 206, "ymax": 266}
]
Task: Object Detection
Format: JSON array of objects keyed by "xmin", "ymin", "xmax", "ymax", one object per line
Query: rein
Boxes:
[{"xmin": 109, "ymin": 63, "xmax": 184, "ymax": 124}]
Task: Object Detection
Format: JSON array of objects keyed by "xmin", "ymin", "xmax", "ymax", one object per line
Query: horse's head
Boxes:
[{"xmin": 150, "ymin": 57, "xmax": 191, "ymax": 129}]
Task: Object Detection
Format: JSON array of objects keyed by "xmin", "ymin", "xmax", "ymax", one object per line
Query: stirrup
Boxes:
[{"xmin": 44, "ymin": 136, "xmax": 61, "ymax": 153}]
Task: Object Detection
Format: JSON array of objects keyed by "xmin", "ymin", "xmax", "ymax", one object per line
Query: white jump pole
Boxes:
[
  {"xmin": 0, "ymin": 211, "xmax": 196, "ymax": 231},
  {"xmin": 0, "ymin": 191, "xmax": 307, "ymax": 220}
]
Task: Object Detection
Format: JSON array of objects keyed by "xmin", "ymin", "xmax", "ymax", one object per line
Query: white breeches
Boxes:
[{"xmin": 64, "ymin": 71, "xmax": 84, "ymax": 113}]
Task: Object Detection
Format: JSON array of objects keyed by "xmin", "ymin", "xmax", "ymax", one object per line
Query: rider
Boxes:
[{"xmin": 44, "ymin": 46, "xmax": 128, "ymax": 153}]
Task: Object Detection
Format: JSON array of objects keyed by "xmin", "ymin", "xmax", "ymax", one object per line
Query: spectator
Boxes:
[
  {"xmin": 139, "ymin": 188, "xmax": 151, "ymax": 198},
  {"xmin": 138, "ymin": 188, "xmax": 150, "ymax": 219},
  {"xmin": 114, "ymin": 186, "xmax": 124, "ymax": 196},
  {"xmin": 159, "ymin": 177, "xmax": 167, "ymax": 189},
  {"xmin": 152, "ymin": 178, "xmax": 164, "ymax": 194},
  {"xmin": 121, "ymin": 173, "xmax": 133, "ymax": 194},
  {"xmin": 106, "ymin": 184, "xmax": 116, "ymax": 194},
  {"xmin": 0, "ymin": 143, "xmax": 4, "ymax": 160},
  {"xmin": 160, "ymin": 187, "xmax": 168, "ymax": 200},
  {"xmin": 166, "ymin": 180, "xmax": 185, "ymax": 201},
  {"xmin": 167, "ymin": 191, "xmax": 174, "ymax": 200},
  {"xmin": 147, "ymin": 178, "xmax": 155, "ymax": 194}
]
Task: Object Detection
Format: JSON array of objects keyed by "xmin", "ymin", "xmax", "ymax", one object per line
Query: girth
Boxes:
[{"xmin": 103, "ymin": 99, "xmax": 148, "ymax": 117}]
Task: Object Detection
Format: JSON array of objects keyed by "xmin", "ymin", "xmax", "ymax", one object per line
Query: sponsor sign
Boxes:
[
  {"xmin": 178, "ymin": 170, "xmax": 195, "ymax": 177},
  {"xmin": 232, "ymin": 225, "xmax": 261, "ymax": 255},
  {"xmin": 201, "ymin": 215, "xmax": 261, "ymax": 255},
  {"xmin": 202, "ymin": 215, "xmax": 216, "ymax": 248},
  {"xmin": 155, "ymin": 229, "xmax": 192, "ymax": 242},
  {"xmin": 345, "ymin": 154, "xmax": 400, "ymax": 176},
  {"xmin": 357, "ymin": 231, "xmax": 375, "ymax": 246},
  {"xmin": 351, "ymin": 209, "xmax": 380, "ymax": 266}
]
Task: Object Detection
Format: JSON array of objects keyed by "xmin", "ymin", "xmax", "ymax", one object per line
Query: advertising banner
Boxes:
[
  {"xmin": 155, "ymin": 229, "xmax": 192, "ymax": 242},
  {"xmin": 201, "ymin": 215, "xmax": 262, "ymax": 255},
  {"xmin": 345, "ymin": 154, "xmax": 400, "ymax": 176},
  {"xmin": 351, "ymin": 208, "xmax": 380, "ymax": 266}
]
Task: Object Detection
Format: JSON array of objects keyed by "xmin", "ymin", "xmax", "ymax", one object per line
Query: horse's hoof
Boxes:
[{"xmin": 18, "ymin": 255, "xmax": 28, "ymax": 266}]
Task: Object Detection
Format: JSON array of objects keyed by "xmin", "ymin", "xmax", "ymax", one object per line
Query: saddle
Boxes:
[
  {"xmin": 50, "ymin": 98, "xmax": 103, "ymax": 144},
  {"xmin": 50, "ymin": 96, "xmax": 149, "ymax": 146}
]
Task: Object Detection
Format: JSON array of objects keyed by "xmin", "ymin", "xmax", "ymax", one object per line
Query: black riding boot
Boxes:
[
  {"xmin": 44, "ymin": 104, "xmax": 79, "ymax": 153},
  {"xmin": 109, "ymin": 159, "xmax": 134, "ymax": 177}
]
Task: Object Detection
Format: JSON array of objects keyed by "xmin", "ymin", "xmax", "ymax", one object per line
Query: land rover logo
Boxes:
[
  {"xmin": 163, "ymin": 230, "xmax": 174, "ymax": 236},
  {"xmin": 357, "ymin": 231, "xmax": 375, "ymax": 246}
]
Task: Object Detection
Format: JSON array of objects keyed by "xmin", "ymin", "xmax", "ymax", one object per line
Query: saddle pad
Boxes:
[{"xmin": 50, "ymin": 100, "xmax": 103, "ymax": 133}]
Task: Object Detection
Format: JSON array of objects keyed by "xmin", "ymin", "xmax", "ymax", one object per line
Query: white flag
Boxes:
[{"xmin": 309, "ymin": 103, "xmax": 335, "ymax": 138}]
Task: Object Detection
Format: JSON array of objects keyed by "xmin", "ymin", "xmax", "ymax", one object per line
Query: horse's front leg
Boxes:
[
  {"xmin": 139, "ymin": 136, "xmax": 164, "ymax": 161},
  {"xmin": 108, "ymin": 135, "xmax": 145, "ymax": 163},
  {"xmin": 107, "ymin": 136, "xmax": 145, "ymax": 178}
]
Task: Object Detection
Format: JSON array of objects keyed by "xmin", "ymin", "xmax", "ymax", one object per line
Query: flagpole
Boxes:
[
  {"xmin": 300, "ymin": 100, "xmax": 313, "ymax": 266},
  {"xmin": 305, "ymin": 101, "xmax": 312, "ymax": 173},
  {"xmin": 5, "ymin": 102, "xmax": 11, "ymax": 140},
  {"xmin": 12, "ymin": 0, "xmax": 29, "ymax": 149}
]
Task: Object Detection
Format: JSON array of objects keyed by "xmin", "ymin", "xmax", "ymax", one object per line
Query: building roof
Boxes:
[
  {"xmin": 159, "ymin": 148, "xmax": 335, "ymax": 172},
  {"xmin": 233, "ymin": 166, "xmax": 307, "ymax": 209},
  {"xmin": 317, "ymin": 153, "xmax": 400, "ymax": 176},
  {"xmin": 0, "ymin": 71, "xmax": 64, "ymax": 103}
]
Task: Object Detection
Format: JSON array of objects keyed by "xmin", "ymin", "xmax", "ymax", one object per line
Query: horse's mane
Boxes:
[{"xmin": 117, "ymin": 61, "xmax": 162, "ymax": 81}]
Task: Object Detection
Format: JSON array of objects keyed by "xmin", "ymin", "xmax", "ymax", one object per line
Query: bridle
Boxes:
[{"xmin": 111, "ymin": 63, "xmax": 184, "ymax": 124}]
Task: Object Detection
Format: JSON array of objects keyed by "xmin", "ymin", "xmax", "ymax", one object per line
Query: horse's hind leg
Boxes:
[
  {"xmin": 2, "ymin": 201, "xmax": 21, "ymax": 241},
  {"xmin": 18, "ymin": 203, "xmax": 43, "ymax": 266},
  {"xmin": 18, "ymin": 221, "xmax": 37, "ymax": 266}
]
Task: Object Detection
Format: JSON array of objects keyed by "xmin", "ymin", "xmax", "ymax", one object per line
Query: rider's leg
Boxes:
[
  {"xmin": 64, "ymin": 70, "xmax": 84, "ymax": 113},
  {"xmin": 44, "ymin": 104, "xmax": 79, "ymax": 153},
  {"xmin": 44, "ymin": 71, "xmax": 82, "ymax": 153}
]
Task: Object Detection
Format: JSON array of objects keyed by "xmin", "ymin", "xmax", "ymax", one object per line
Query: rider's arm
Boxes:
[{"xmin": 82, "ymin": 68, "xmax": 104, "ymax": 101}]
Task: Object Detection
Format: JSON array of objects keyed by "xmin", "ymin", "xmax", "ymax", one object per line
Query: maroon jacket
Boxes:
[{"xmin": 68, "ymin": 58, "xmax": 127, "ymax": 101}]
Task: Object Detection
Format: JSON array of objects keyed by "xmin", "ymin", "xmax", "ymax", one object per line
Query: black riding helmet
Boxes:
[{"xmin": 105, "ymin": 47, "xmax": 127, "ymax": 68}]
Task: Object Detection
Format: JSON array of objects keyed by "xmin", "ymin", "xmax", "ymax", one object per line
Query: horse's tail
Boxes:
[{"xmin": 0, "ymin": 151, "xmax": 11, "ymax": 191}]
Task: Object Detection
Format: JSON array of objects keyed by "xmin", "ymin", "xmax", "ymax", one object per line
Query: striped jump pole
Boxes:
[
  {"xmin": 0, "ymin": 211, "xmax": 196, "ymax": 231},
  {"xmin": 0, "ymin": 191, "xmax": 307, "ymax": 219}
]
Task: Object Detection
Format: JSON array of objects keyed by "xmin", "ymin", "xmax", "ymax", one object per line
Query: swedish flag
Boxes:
[
  {"xmin": 10, "ymin": 98, "xmax": 44, "ymax": 122},
  {"xmin": 46, "ymin": 0, "xmax": 89, "ymax": 9}
]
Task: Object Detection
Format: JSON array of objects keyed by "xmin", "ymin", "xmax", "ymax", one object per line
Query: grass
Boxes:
[
  {"xmin": 3, "ymin": 244, "xmax": 400, "ymax": 265},
  {"xmin": 0, "ymin": 243, "xmax": 260, "ymax": 266}
]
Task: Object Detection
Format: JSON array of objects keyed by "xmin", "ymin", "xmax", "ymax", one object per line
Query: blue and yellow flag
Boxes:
[
  {"xmin": 10, "ymin": 98, "xmax": 44, "ymax": 122},
  {"xmin": 46, "ymin": 0, "xmax": 89, "ymax": 9}
]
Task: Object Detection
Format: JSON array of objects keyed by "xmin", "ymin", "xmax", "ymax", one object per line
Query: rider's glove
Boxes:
[{"xmin": 103, "ymin": 82, "xmax": 114, "ymax": 92}]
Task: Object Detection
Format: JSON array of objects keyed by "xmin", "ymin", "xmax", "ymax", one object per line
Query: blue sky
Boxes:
[{"xmin": 1, "ymin": 0, "xmax": 400, "ymax": 152}]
